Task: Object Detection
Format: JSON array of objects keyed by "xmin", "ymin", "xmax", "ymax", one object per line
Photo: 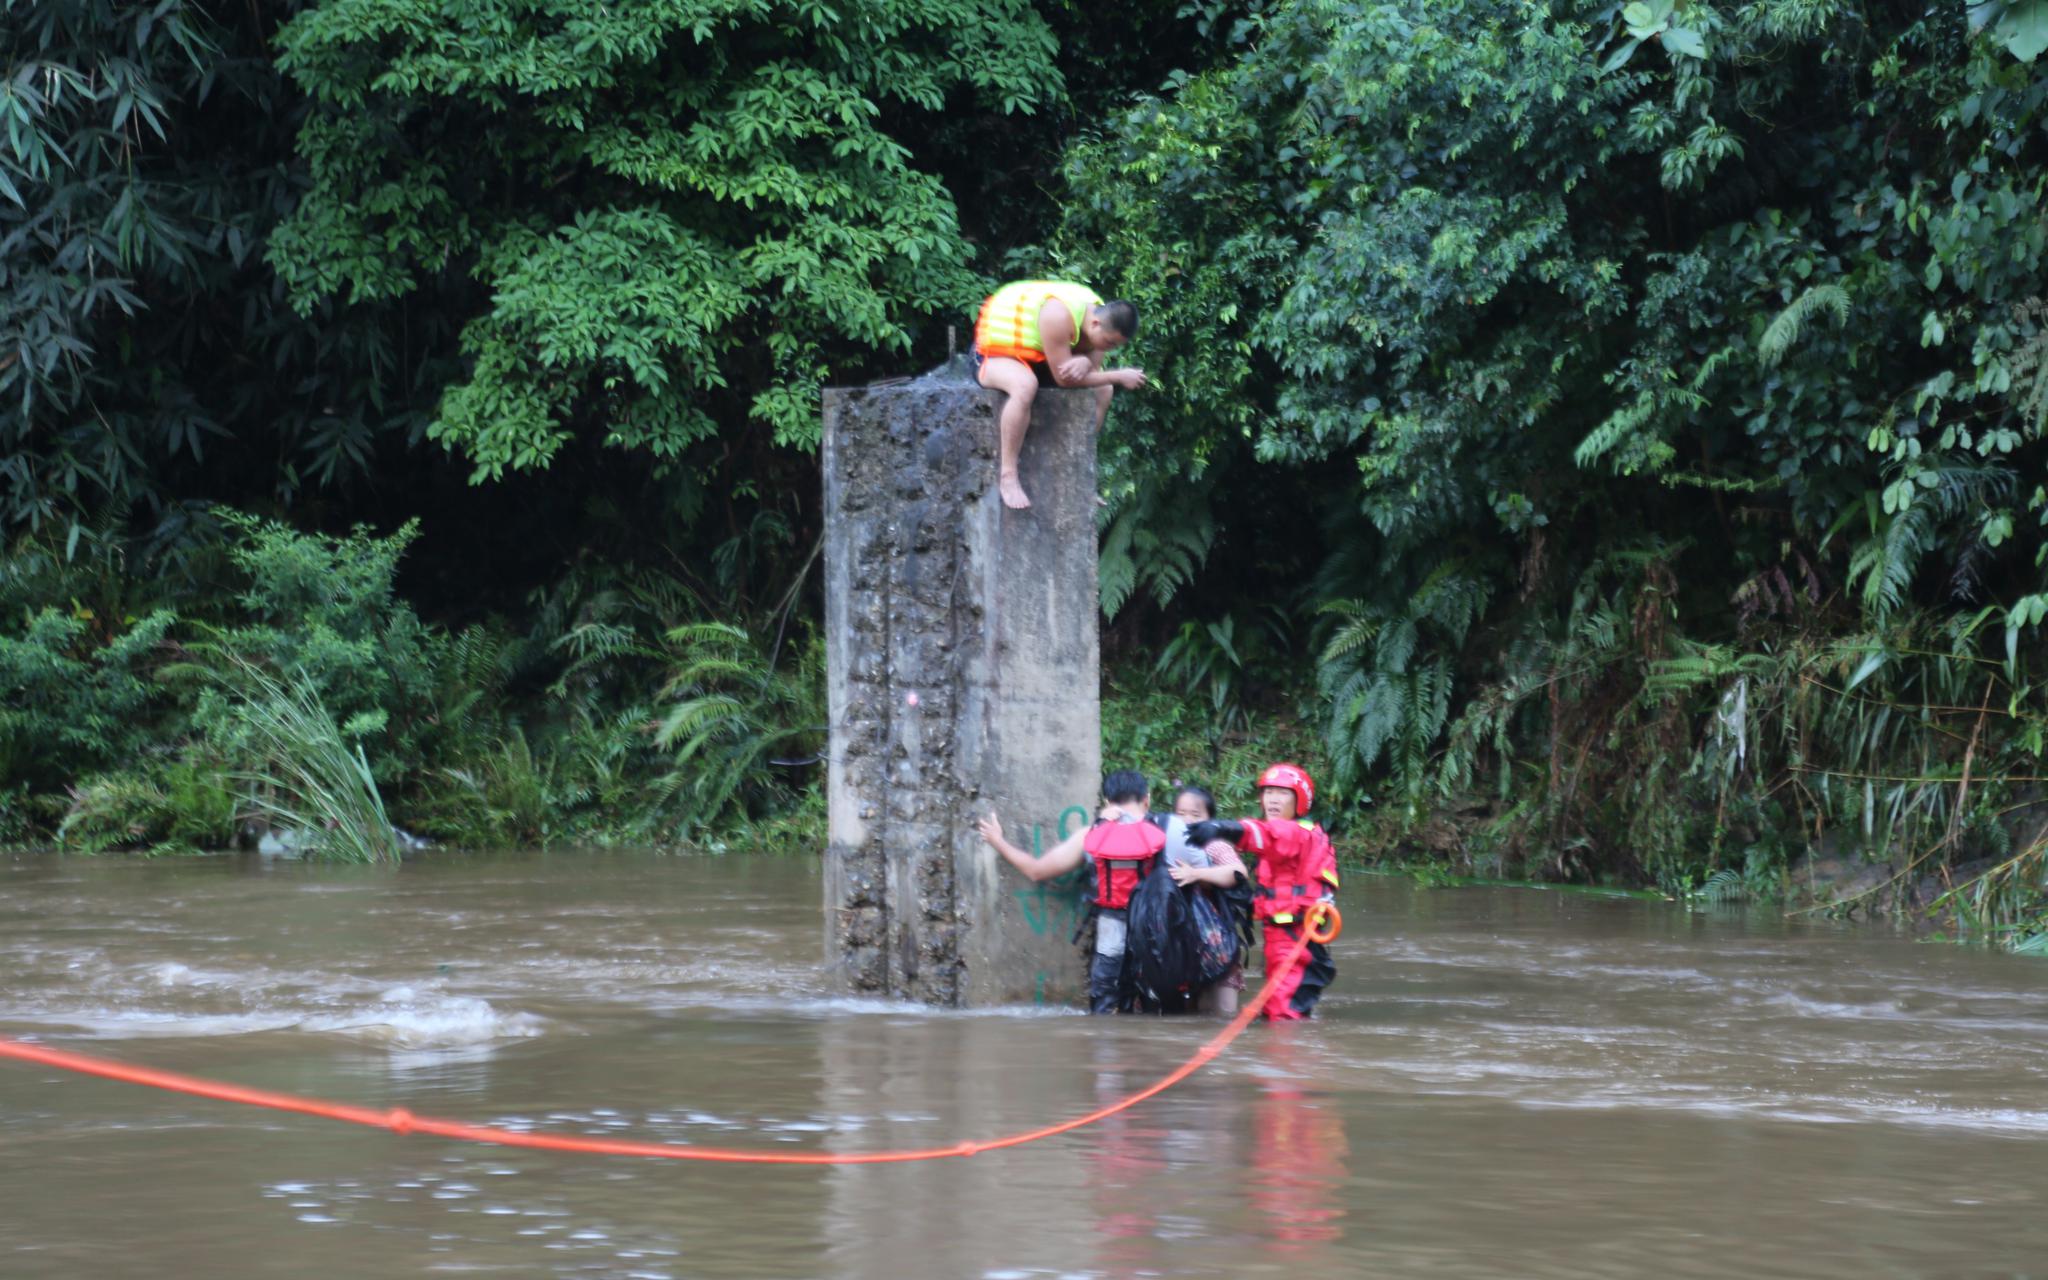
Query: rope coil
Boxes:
[{"xmin": 0, "ymin": 928, "xmax": 1323, "ymax": 1164}]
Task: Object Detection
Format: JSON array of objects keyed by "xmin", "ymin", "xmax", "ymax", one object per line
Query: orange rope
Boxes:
[{"xmin": 0, "ymin": 929, "xmax": 1324, "ymax": 1164}]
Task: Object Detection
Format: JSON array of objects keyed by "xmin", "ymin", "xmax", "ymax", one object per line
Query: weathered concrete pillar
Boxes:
[{"xmin": 822, "ymin": 383, "xmax": 1101, "ymax": 1006}]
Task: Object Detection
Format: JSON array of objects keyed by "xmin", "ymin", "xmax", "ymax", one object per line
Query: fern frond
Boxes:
[
  {"xmin": 1574, "ymin": 392, "xmax": 1658, "ymax": 468},
  {"xmin": 1098, "ymin": 512, "xmax": 1139, "ymax": 618},
  {"xmin": 1758, "ymin": 284, "xmax": 1850, "ymax": 367}
]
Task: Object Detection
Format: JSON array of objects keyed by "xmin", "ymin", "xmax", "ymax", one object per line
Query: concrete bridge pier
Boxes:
[{"xmin": 822, "ymin": 383, "xmax": 1101, "ymax": 1007}]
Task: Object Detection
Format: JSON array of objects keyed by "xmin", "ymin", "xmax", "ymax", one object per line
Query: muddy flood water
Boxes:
[{"xmin": 3, "ymin": 850, "xmax": 2047, "ymax": 1279}]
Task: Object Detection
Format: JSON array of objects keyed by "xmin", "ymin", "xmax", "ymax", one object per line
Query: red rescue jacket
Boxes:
[
  {"xmin": 1236, "ymin": 818, "xmax": 1340, "ymax": 925},
  {"xmin": 1083, "ymin": 816, "xmax": 1168, "ymax": 912}
]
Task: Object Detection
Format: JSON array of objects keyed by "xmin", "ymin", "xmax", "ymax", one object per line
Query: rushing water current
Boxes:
[{"xmin": 4, "ymin": 850, "xmax": 2047, "ymax": 1279}]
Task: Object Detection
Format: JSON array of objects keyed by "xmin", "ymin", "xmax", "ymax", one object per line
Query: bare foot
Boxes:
[{"xmin": 998, "ymin": 473, "xmax": 1032, "ymax": 509}]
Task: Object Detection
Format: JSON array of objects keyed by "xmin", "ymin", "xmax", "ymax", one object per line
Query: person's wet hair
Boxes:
[
  {"xmin": 1102, "ymin": 770, "xmax": 1149, "ymax": 804},
  {"xmin": 1174, "ymin": 785, "xmax": 1216, "ymax": 819},
  {"xmin": 1099, "ymin": 299, "xmax": 1139, "ymax": 340}
]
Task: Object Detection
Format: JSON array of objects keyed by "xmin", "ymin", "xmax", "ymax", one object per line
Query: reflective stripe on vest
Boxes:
[{"xmin": 973, "ymin": 281, "xmax": 1102, "ymax": 364}]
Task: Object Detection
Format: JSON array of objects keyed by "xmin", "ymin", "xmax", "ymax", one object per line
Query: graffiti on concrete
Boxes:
[{"xmin": 1013, "ymin": 804, "xmax": 1094, "ymax": 938}]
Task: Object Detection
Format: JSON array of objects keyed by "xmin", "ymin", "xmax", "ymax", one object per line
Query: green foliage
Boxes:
[
  {"xmin": 423, "ymin": 706, "xmax": 656, "ymax": 847},
  {"xmin": 1, "ymin": 534, "xmax": 178, "ymax": 790},
  {"xmin": 1063, "ymin": 0, "xmax": 2048, "ymax": 927},
  {"xmin": 1, "ymin": 0, "xmax": 1244, "ymax": 863},
  {"xmin": 1972, "ymin": 1, "xmax": 2048, "ymax": 63},
  {"xmin": 1, "ymin": 1, "xmax": 446, "ymax": 538},
  {"xmin": 19, "ymin": 0, "xmax": 2048, "ymax": 960},
  {"xmin": 214, "ymin": 659, "xmax": 401, "ymax": 864},
  {"xmin": 654, "ymin": 622, "xmax": 825, "ymax": 839},
  {"xmin": 1757, "ymin": 285, "xmax": 1851, "ymax": 370},
  {"xmin": 1685, "ymin": 845, "xmax": 1786, "ymax": 906},
  {"xmin": 4, "ymin": 502, "xmax": 841, "ymax": 853},
  {"xmin": 431, "ymin": 728, "xmax": 572, "ymax": 848},
  {"xmin": 55, "ymin": 748, "xmax": 235, "ymax": 855},
  {"xmin": 1101, "ymin": 681, "xmax": 1207, "ymax": 780},
  {"xmin": 1101, "ymin": 661, "xmax": 1331, "ymax": 823},
  {"xmin": 1318, "ymin": 563, "xmax": 1492, "ymax": 819},
  {"xmin": 56, "ymin": 771, "xmax": 183, "ymax": 855},
  {"xmin": 269, "ymin": 0, "xmax": 1066, "ymax": 475},
  {"xmin": 192, "ymin": 512, "xmax": 438, "ymax": 782},
  {"xmin": 1099, "ymin": 491, "xmax": 1217, "ymax": 616},
  {"xmin": 0, "ymin": 603, "xmax": 175, "ymax": 790},
  {"xmin": 1152, "ymin": 608, "xmax": 1291, "ymax": 739},
  {"xmin": 737, "ymin": 785, "xmax": 828, "ymax": 857},
  {"xmin": 1404, "ymin": 859, "xmax": 1463, "ymax": 889}
]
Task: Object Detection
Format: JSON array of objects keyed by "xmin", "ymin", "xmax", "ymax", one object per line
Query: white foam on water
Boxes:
[
  {"xmin": 1516, "ymin": 1088, "xmax": 2048, "ymax": 1138},
  {"xmin": 4, "ymin": 959, "xmax": 546, "ymax": 1055},
  {"xmin": 300, "ymin": 990, "xmax": 545, "ymax": 1050}
]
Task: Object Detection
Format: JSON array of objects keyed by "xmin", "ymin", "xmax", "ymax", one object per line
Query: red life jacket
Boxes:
[
  {"xmin": 1083, "ymin": 817, "xmax": 1168, "ymax": 912},
  {"xmin": 1238, "ymin": 818, "xmax": 1340, "ymax": 925}
]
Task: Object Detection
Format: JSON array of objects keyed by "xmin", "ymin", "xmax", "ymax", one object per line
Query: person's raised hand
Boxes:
[{"xmin": 975, "ymin": 813, "xmax": 1005, "ymax": 847}]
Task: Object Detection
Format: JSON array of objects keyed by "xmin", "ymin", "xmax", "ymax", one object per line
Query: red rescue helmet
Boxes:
[{"xmin": 1256, "ymin": 762, "xmax": 1315, "ymax": 815}]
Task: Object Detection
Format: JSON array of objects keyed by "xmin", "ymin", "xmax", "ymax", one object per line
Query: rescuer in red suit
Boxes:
[{"xmin": 1186, "ymin": 763, "xmax": 1339, "ymax": 1020}]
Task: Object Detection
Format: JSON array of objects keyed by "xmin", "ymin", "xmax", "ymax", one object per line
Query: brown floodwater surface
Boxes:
[{"xmin": 3, "ymin": 850, "xmax": 2047, "ymax": 1279}]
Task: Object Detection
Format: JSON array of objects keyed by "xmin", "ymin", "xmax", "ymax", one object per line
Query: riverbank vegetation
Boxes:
[{"xmin": 7, "ymin": 1, "xmax": 2048, "ymax": 949}]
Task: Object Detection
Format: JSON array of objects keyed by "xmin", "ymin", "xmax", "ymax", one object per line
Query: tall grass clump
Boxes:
[{"xmin": 217, "ymin": 660, "xmax": 401, "ymax": 864}]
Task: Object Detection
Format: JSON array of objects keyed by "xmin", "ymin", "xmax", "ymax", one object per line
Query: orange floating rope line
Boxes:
[{"xmin": 0, "ymin": 929, "xmax": 1325, "ymax": 1164}]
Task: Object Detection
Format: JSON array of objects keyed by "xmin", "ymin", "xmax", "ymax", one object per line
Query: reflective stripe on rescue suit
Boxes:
[
  {"xmin": 973, "ymin": 280, "xmax": 1103, "ymax": 365},
  {"xmin": 1237, "ymin": 817, "xmax": 1340, "ymax": 1020}
]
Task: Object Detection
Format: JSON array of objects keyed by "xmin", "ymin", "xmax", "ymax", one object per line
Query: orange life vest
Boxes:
[
  {"xmin": 973, "ymin": 280, "xmax": 1102, "ymax": 364},
  {"xmin": 1083, "ymin": 816, "xmax": 1167, "ymax": 912}
]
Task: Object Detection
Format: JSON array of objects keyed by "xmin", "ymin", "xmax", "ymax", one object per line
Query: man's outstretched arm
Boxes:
[{"xmin": 978, "ymin": 814, "xmax": 1087, "ymax": 882}]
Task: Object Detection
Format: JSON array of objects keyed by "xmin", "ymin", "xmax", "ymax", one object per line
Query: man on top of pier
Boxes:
[{"xmin": 972, "ymin": 280, "xmax": 1148, "ymax": 509}]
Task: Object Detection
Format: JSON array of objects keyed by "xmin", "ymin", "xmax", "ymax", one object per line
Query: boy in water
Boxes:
[{"xmin": 977, "ymin": 770, "xmax": 1203, "ymax": 1013}]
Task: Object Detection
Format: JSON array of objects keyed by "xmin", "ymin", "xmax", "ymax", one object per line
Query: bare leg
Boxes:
[
  {"xmin": 977, "ymin": 356, "xmax": 1040, "ymax": 509},
  {"xmin": 1198, "ymin": 974, "xmax": 1240, "ymax": 1017}
]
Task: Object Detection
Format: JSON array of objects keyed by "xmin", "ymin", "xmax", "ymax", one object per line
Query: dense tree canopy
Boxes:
[
  {"xmin": 1029, "ymin": 0, "xmax": 2048, "ymax": 928},
  {"xmin": 268, "ymin": 0, "xmax": 1063, "ymax": 475}
]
